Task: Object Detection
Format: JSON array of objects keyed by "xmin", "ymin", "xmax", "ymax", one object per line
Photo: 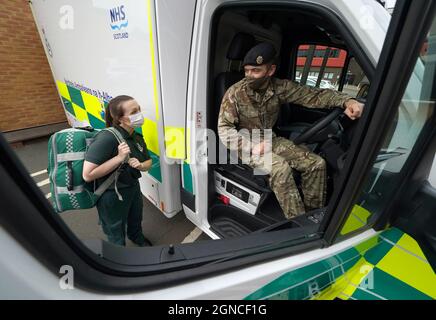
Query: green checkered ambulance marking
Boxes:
[
  {"xmin": 365, "ymin": 268, "xmax": 431, "ymax": 300},
  {"xmin": 245, "ymin": 228, "xmax": 436, "ymax": 300},
  {"xmin": 55, "ymin": 81, "xmax": 162, "ymax": 183},
  {"xmin": 379, "ymin": 227, "xmax": 404, "ymax": 243},
  {"xmin": 61, "ymin": 97, "xmax": 75, "ymax": 117},
  {"xmin": 375, "ymin": 233, "xmax": 436, "ymax": 298},
  {"xmin": 87, "ymin": 113, "xmax": 105, "ymax": 129},
  {"xmin": 67, "ymin": 86, "xmax": 85, "ymax": 109},
  {"xmin": 146, "ymin": 151, "xmax": 162, "ymax": 183},
  {"xmin": 362, "ymin": 238, "xmax": 393, "ymax": 265},
  {"xmin": 354, "ymin": 235, "xmax": 379, "ymax": 255},
  {"xmin": 245, "ymin": 246, "xmax": 361, "ymax": 300},
  {"xmin": 72, "ymin": 103, "xmax": 89, "ymax": 122},
  {"xmin": 82, "ymin": 91, "xmax": 105, "ymax": 122},
  {"xmin": 315, "ymin": 257, "xmax": 377, "ymax": 300},
  {"xmin": 182, "ymin": 161, "xmax": 194, "ymax": 194},
  {"xmin": 180, "ymin": 127, "xmax": 194, "ymax": 195}
]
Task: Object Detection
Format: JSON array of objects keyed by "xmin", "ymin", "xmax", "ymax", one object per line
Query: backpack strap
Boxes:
[
  {"xmin": 93, "ymin": 127, "xmax": 130, "ymax": 201},
  {"xmin": 94, "ymin": 170, "xmax": 118, "ymax": 197},
  {"xmin": 104, "ymin": 128, "xmax": 127, "ymax": 154}
]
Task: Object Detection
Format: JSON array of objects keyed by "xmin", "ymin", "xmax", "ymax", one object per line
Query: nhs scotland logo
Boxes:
[
  {"xmin": 110, "ymin": 5, "xmax": 128, "ymax": 30},
  {"xmin": 109, "ymin": 5, "xmax": 129, "ymax": 40}
]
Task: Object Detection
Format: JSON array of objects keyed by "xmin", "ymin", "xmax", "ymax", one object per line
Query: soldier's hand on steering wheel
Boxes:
[{"xmin": 344, "ymin": 99, "xmax": 364, "ymax": 120}]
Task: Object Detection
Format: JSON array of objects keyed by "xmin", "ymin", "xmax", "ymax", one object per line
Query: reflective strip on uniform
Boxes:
[
  {"xmin": 57, "ymin": 152, "xmax": 86, "ymax": 162},
  {"xmin": 56, "ymin": 185, "xmax": 85, "ymax": 194}
]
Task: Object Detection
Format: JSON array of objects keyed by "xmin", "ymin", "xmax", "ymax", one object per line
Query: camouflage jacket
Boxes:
[{"xmin": 217, "ymin": 77, "xmax": 353, "ymax": 153}]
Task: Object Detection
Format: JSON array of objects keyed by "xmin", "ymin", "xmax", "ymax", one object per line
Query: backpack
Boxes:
[{"xmin": 47, "ymin": 127, "xmax": 126, "ymax": 213}]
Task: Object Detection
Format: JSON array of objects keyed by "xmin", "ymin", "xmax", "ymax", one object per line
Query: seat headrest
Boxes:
[{"xmin": 226, "ymin": 33, "xmax": 256, "ymax": 61}]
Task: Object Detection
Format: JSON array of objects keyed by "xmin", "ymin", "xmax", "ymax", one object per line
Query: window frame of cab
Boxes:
[
  {"xmin": 322, "ymin": 0, "xmax": 436, "ymax": 244},
  {"xmin": 0, "ymin": 1, "xmax": 388, "ymax": 293}
]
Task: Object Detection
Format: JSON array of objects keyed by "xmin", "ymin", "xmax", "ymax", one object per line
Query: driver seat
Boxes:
[{"xmin": 214, "ymin": 32, "xmax": 256, "ymax": 132}]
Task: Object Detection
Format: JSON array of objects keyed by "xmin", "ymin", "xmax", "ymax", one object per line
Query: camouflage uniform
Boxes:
[{"xmin": 218, "ymin": 77, "xmax": 353, "ymax": 218}]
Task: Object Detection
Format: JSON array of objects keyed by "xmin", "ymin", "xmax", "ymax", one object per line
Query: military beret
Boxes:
[{"xmin": 242, "ymin": 42, "xmax": 277, "ymax": 67}]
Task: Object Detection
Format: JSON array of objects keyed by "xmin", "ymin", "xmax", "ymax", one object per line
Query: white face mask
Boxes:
[{"xmin": 128, "ymin": 112, "xmax": 144, "ymax": 128}]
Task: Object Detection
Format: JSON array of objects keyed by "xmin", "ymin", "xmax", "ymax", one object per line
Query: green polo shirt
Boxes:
[{"xmin": 85, "ymin": 125, "xmax": 151, "ymax": 189}]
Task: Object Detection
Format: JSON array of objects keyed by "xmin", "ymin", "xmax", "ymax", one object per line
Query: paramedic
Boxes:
[{"xmin": 82, "ymin": 95, "xmax": 153, "ymax": 247}]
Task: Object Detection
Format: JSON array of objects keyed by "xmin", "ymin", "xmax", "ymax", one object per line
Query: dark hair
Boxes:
[{"xmin": 105, "ymin": 95, "xmax": 134, "ymax": 127}]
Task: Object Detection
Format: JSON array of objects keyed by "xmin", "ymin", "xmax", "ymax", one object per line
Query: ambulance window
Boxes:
[
  {"xmin": 294, "ymin": 44, "xmax": 347, "ymax": 91},
  {"xmin": 343, "ymin": 58, "xmax": 368, "ymax": 99},
  {"xmin": 339, "ymin": 17, "xmax": 436, "ymax": 237}
]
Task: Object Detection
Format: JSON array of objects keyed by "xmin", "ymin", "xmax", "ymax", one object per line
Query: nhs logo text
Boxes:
[{"xmin": 109, "ymin": 5, "xmax": 129, "ymax": 39}]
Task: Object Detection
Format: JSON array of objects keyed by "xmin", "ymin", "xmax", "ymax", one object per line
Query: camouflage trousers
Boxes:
[{"xmin": 248, "ymin": 136, "xmax": 327, "ymax": 219}]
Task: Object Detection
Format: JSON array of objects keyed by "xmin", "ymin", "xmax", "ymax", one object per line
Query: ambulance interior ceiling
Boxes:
[{"xmin": 213, "ymin": 8, "xmax": 346, "ymax": 79}]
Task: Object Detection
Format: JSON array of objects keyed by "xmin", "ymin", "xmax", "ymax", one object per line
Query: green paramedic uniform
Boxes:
[{"xmin": 85, "ymin": 125, "xmax": 151, "ymax": 246}]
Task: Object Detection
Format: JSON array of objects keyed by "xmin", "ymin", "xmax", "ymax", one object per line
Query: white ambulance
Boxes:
[{"xmin": 0, "ymin": 0, "xmax": 433, "ymax": 299}]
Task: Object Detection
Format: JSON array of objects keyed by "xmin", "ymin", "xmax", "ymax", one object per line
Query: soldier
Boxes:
[{"xmin": 218, "ymin": 42, "xmax": 364, "ymax": 219}]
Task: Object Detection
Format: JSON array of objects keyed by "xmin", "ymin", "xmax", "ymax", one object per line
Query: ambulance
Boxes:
[{"xmin": 0, "ymin": 0, "xmax": 434, "ymax": 299}]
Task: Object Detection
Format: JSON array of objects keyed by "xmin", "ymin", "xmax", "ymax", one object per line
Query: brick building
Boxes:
[
  {"xmin": 295, "ymin": 45, "xmax": 348, "ymax": 85},
  {"xmin": 0, "ymin": 1, "xmax": 67, "ymax": 142},
  {"xmin": 295, "ymin": 44, "xmax": 366, "ymax": 91}
]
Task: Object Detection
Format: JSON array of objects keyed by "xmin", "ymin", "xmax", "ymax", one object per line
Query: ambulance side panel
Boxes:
[
  {"xmin": 29, "ymin": 0, "xmax": 181, "ymax": 217},
  {"xmin": 153, "ymin": 0, "xmax": 197, "ymax": 216}
]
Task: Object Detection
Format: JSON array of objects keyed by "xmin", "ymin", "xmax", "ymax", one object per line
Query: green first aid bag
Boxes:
[{"xmin": 47, "ymin": 127, "xmax": 125, "ymax": 213}]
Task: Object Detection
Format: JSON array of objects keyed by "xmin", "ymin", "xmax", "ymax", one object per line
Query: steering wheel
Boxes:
[{"xmin": 293, "ymin": 107, "xmax": 344, "ymax": 145}]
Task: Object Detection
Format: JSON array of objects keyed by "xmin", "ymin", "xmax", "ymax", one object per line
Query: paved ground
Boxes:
[{"xmin": 12, "ymin": 136, "xmax": 210, "ymax": 249}]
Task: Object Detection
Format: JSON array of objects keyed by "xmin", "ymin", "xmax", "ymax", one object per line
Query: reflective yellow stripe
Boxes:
[
  {"xmin": 340, "ymin": 205, "xmax": 371, "ymax": 235},
  {"xmin": 164, "ymin": 126, "xmax": 185, "ymax": 159},
  {"xmin": 72, "ymin": 103, "xmax": 88, "ymax": 122},
  {"xmin": 313, "ymin": 258, "xmax": 375, "ymax": 300},
  {"xmin": 312, "ymin": 276, "xmax": 347, "ymax": 300},
  {"xmin": 147, "ymin": 0, "xmax": 160, "ymax": 121},
  {"xmin": 142, "ymin": 117, "xmax": 160, "ymax": 156},
  {"xmin": 57, "ymin": 80, "xmax": 71, "ymax": 100},
  {"xmin": 81, "ymin": 91, "xmax": 104, "ymax": 121},
  {"xmin": 376, "ymin": 234, "xmax": 436, "ymax": 298},
  {"xmin": 341, "ymin": 258, "xmax": 375, "ymax": 298}
]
